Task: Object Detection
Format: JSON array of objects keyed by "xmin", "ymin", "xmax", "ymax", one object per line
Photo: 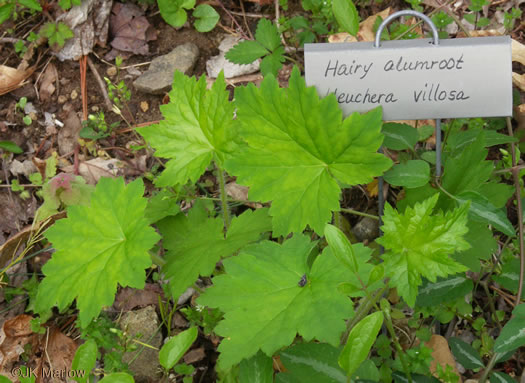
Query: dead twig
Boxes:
[
  {"xmin": 215, "ymin": 0, "xmax": 250, "ymax": 40},
  {"xmin": 0, "ymin": 37, "xmax": 23, "ymax": 44},
  {"xmin": 239, "ymin": 0, "xmax": 254, "ymax": 40},
  {"xmin": 87, "ymin": 55, "xmax": 113, "ymax": 111}
]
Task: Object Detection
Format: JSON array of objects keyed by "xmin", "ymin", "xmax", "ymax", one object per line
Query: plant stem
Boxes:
[
  {"xmin": 479, "ymin": 352, "xmax": 499, "ymax": 383},
  {"xmin": 506, "ymin": 117, "xmax": 524, "ymax": 306},
  {"xmin": 334, "ymin": 211, "xmax": 343, "ymax": 231},
  {"xmin": 150, "ymin": 253, "xmax": 166, "ymax": 267},
  {"xmin": 382, "ymin": 303, "xmax": 412, "ymax": 383},
  {"xmin": 216, "ymin": 162, "xmax": 231, "ymax": 231},
  {"xmin": 480, "ymin": 281, "xmax": 502, "ymax": 330},
  {"xmin": 340, "ymin": 208, "xmax": 379, "ymax": 220},
  {"xmin": 341, "ymin": 285, "xmax": 388, "ymax": 345}
]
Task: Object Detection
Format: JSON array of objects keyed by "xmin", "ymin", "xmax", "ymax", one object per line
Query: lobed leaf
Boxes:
[
  {"xmin": 157, "ymin": 203, "xmax": 271, "ymax": 301},
  {"xmin": 138, "ymin": 71, "xmax": 236, "ymax": 187},
  {"xmin": 35, "ymin": 177, "xmax": 160, "ymax": 327},
  {"xmin": 197, "ymin": 235, "xmax": 354, "ymax": 369},
  {"xmin": 226, "ymin": 40, "xmax": 268, "ymax": 64},
  {"xmin": 255, "ymin": 18, "xmax": 281, "ymax": 51},
  {"xmin": 226, "ymin": 67, "xmax": 391, "ymax": 236},
  {"xmin": 377, "ymin": 194, "xmax": 470, "ymax": 306}
]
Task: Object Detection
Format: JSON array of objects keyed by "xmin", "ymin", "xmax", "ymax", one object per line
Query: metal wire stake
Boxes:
[{"xmin": 375, "ymin": 10, "xmax": 443, "ymax": 239}]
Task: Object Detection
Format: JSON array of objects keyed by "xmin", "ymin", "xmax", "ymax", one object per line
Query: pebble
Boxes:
[
  {"xmin": 91, "ymin": 106, "xmax": 99, "ymax": 112},
  {"xmin": 70, "ymin": 89, "xmax": 78, "ymax": 100},
  {"xmin": 352, "ymin": 217, "xmax": 380, "ymax": 242},
  {"xmin": 140, "ymin": 101, "xmax": 149, "ymax": 112},
  {"xmin": 206, "ymin": 35, "xmax": 260, "ymax": 78},
  {"xmin": 133, "ymin": 42, "xmax": 200, "ymax": 95},
  {"xmin": 106, "ymin": 66, "xmax": 117, "ymax": 77},
  {"xmin": 58, "ymin": 95, "xmax": 67, "ymax": 104},
  {"xmin": 29, "ymin": 112, "xmax": 37, "ymax": 121}
]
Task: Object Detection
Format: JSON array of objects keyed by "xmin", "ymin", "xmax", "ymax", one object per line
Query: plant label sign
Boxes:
[{"xmin": 304, "ymin": 36, "xmax": 512, "ymax": 120}]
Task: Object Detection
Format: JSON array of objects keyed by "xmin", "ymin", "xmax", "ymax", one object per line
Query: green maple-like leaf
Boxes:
[
  {"xmin": 225, "ymin": 67, "xmax": 392, "ymax": 236},
  {"xmin": 225, "ymin": 19, "xmax": 284, "ymax": 76},
  {"xmin": 35, "ymin": 177, "xmax": 160, "ymax": 327},
  {"xmin": 42, "ymin": 22, "xmax": 74, "ymax": 48},
  {"xmin": 157, "ymin": 202, "xmax": 272, "ymax": 300},
  {"xmin": 138, "ymin": 71, "xmax": 236, "ymax": 187},
  {"xmin": 197, "ymin": 234, "xmax": 354, "ymax": 369},
  {"xmin": 377, "ymin": 194, "xmax": 470, "ymax": 307},
  {"xmin": 255, "ymin": 18, "xmax": 281, "ymax": 51}
]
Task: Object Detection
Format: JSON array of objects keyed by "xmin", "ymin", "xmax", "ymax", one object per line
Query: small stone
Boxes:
[
  {"xmin": 183, "ymin": 348, "xmax": 205, "ymax": 364},
  {"xmin": 126, "ymin": 67, "xmax": 142, "ymax": 77},
  {"xmin": 70, "ymin": 89, "xmax": 78, "ymax": 100},
  {"xmin": 177, "ymin": 287, "xmax": 195, "ymax": 305},
  {"xmin": 140, "ymin": 101, "xmax": 149, "ymax": 112},
  {"xmin": 206, "ymin": 36, "xmax": 260, "ymax": 78},
  {"xmin": 133, "ymin": 43, "xmax": 200, "ymax": 95},
  {"xmin": 172, "ymin": 312, "xmax": 188, "ymax": 329},
  {"xmin": 91, "ymin": 106, "xmax": 99, "ymax": 112},
  {"xmin": 121, "ymin": 306, "xmax": 162, "ymax": 382},
  {"xmin": 58, "ymin": 95, "xmax": 67, "ymax": 104},
  {"xmin": 106, "ymin": 66, "xmax": 117, "ymax": 77},
  {"xmin": 352, "ymin": 217, "xmax": 379, "ymax": 242},
  {"xmin": 9, "ymin": 160, "xmax": 36, "ymax": 178},
  {"xmin": 29, "ymin": 112, "xmax": 37, "ymax": 121}
]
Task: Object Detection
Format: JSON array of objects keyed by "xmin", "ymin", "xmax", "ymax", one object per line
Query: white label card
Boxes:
[{"xmin": 304, "ymin": 36, "xmax": 512, "ymax": 120}]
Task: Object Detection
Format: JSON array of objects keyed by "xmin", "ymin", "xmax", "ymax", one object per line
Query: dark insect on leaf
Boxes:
[{"xmin": 298, "ymin": 274, "xmax": 307, "ymax": 287}]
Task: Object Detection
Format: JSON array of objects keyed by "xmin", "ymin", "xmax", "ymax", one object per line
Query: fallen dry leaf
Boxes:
[
  {"xmin": 328, "ymin": 33, "xmax": 358, "ymax": 43},
  {"xmin": 425, "ymin": 335, "xmax": 462, "ymax": 382},
  {"xmin": 57, "ymin": 108, "xmax": 82, "ymax": 155},
  {"xmin": 225, "ymin": 182, "xmax": 263, "ymax": 208},
  {"xmin": 63, "ymin": 157, "xmax": 121, "ymax": 184},
  {"xmin": 515, "ymin": 104, "xmax": 525, "ymax": 132},
  {"xmin": 458, "ymin": 29, "xmax": 502, "ymax": 38},
  {"xmin": 114, "ymin": 284, "xmax": 163, "ymax": 311},
  {"xmin": 514, "ymin": 73, "xmax": 525, "ymax": 92},
  {"xmin": 0, "ymin": 212, "xmax": 65, "ymax": 271},
  {"xmin": 366, "ymin": 179, "xmax": 378, "ymax": 197},
  {"xmin": 359, "ymin": 7, "xmax": 391, "ymax": 42},
  {"xmin": 106, "ymin": 2, "xmax": 157, "ymax": 60},
  {"xmin": 45, "ymin": 328, "xmax": 78, "ymax": 379},
  {"xmin": 0, "ymin": 315, "xmax": 35, "ymax": 371},
  {"xmin": 0, "ymin": 191, "xmax": 37, "ymax": 247},
  {"xmin": 55, "ymin": 0, "xmax": 112, "ymax": 61},
  {"xmin": 328, "ymin": 8, "xmax": 391, "ymax": 43},
  {"xmin": 0, "ymin": 64, "xmax": 35, "ymax": 96},
  {"xmin": 38, "ymin": 63, "xmax": 57, "ymax": 103},
  {"xmin": 512, "ymin": 39, "xmax": 525, "ymax": 66}
]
